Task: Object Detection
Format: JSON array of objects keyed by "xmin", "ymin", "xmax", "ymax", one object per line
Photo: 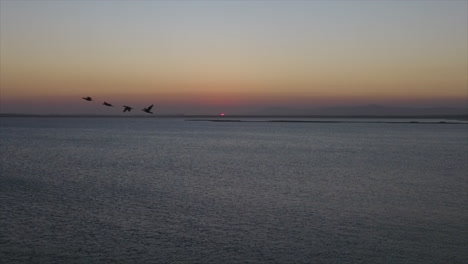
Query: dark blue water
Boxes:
[{"xmin": 1, "ymin": 117, "xmax": 467, "ymax": 263}]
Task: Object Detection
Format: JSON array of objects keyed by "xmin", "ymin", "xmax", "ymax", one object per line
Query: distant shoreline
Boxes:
[
  {"xmin": 1, "ymin": 113, "xmax": 467, "ymax": 124},
  {"xmin": 1, "ymin": 113, "xmax": 467, "ymax": 120},
  {"xmin": 186, "ymin": 119, "xmax": 468, "ymax": 125}
]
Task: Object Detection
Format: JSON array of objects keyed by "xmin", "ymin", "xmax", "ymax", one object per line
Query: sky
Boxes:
[{"xmin": 1, "ymin": 0, "xmax": 467, "ymax": 115}]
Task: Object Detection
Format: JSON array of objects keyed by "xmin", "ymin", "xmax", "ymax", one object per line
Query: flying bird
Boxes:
[
  {"xmin": 103, "ymin": 102, "xmax": 113, "ymax": 107},
  {"xmin": 82, "ymin": 97, "xmax": 92, "ymax": 101},
  {"xmin": 123, "ymin": 106, "xmax": 133, "ymax": 112},
  {"xmin": 142, "ymin": 104, "xmax": 154, "ymax": 114}
]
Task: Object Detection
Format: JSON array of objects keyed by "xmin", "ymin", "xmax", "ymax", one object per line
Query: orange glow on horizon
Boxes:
[{"xmin": 1, "ymin": 1, "xmax": 466, "ymax": 113}]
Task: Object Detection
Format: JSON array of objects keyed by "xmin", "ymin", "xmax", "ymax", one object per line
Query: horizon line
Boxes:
[{"xmin": 1, "ymin": 113, "xmax": 467, "ymax": 119}]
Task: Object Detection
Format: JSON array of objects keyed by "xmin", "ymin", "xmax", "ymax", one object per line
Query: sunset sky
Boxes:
[{"xmin": 1, "ymin": 1, "xmax": 467, "ymax": 115}]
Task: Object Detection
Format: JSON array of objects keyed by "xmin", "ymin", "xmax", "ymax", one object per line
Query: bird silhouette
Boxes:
[
  {"xmin": 123, "ymin": 106, "xmax": 133, "ymax": 112},
  {"xmin": 142, "ymin": 104, "xmax": 154, "ymax": 114},
  {"xmin": 81, "ymin": 97, "xmax": 156, "ymax": 113}
]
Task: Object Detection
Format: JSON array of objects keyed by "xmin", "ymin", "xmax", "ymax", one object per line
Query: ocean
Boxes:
[{"xmin": 1, "ymin": 117, "xmax": 467, "ymax": 263}]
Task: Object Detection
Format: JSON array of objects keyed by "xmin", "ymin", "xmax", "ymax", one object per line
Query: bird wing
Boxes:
[{"xmin": 147, "ymin": 104, "xmax": 154, "ymax": 110}]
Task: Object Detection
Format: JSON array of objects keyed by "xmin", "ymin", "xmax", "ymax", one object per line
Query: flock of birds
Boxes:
[{"xmin": 82, "ymin": 97, "xmax": 154, "ymax": 114}]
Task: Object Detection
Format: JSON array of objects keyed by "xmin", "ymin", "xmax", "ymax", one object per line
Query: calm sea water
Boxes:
[{"xmin": 1, "ymin": 117, "xmax": 467, "ymax": 263}]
